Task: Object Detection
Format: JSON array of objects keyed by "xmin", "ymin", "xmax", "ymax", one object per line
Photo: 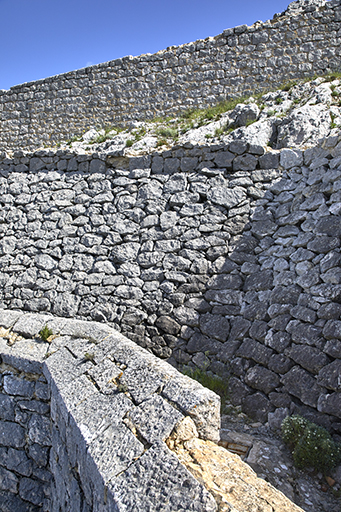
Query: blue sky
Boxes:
[{"xmin": 1, "ymin": 0, "xmax": 291, "ymax": 91}]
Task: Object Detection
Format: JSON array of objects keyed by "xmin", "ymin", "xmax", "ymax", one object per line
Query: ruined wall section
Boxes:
[
  {"xmin": 0, "ymin": 310, "xmax": 220, "ymax": 512},
  {"xmin": 1, "ymin": 0, "xmax": 341, "ymax": 151}
]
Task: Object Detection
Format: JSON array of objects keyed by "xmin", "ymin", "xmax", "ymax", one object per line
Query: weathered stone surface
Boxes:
[
  {"xmin": 270, "ymin": 286, "xmax": 300, "ymax": 305},
  {"xmin": 323, "ymin": 319, "xmax": 341, "ymax": 340},
  {"xmin": 0, "ymin": 491, "xmax": 35, "ymax": 512},
  {"xmin": 52, "ymin": 293, "xmax": 79, "ymax": 317},
  {"xmin": 244, "ymin": 271, "xmax": 273, "ymax": 291},
  {"xmin": 279, "ymin": 149, "xmax": 303, "ymax": 169},
  {"xmin": 88, "ymin": 423, "xmax": 144, "ymax": 482},
  {"xmin": 242, "ymin": 393, "xmax": 274, "ymax": 423},
  {"xmin": 281, "ymin": 366, "xmax": 321, "ymax": 408},
  {"xmin": 324, "ymin": 339, "xmax": 341, "ymax": 359},
  {"xmin": 265, "ymin": 330, "xmax": 291, "ymax": 352},
  {"xmin": 315, "ymin": 216, "xmax": 341, "ymax": 236},
  {"xmin": 28, "ymin": 414, "xmax": 51, "ymax": 446},
  {"xmin": 318, "ymin": 392, "xmax": 341, "ymax": 419},
  {"xmin": 127, "ymin": 395, "xmax": 183, "ymax": 444},
  {"xmin": 0, "ymin": 421, "xmax": 26, "ymax": 448},
  {"xmin": 214, "ymin": 151, "xmax": 234, "ymax": 168},
  {"xmin": 155, "ymin": 316, "xmax": 181, "ymax": 335},
  {"xmin": 233, "ymin": 153, "xmax": 258, "ymax": 171},
  {"xmin": 0, "ymin": 466, "xmax": 18, "ymax": 493},
  {"xmin": 288, "ymin": 322, "xmax": 322, "ymax": 346},
  {"xmin": 207, "ymin": 186, "xmax": 246, "ymax": 209},
  {"xmin": 286, "ymin": 344, "xmax": 329, "ymax": 374},
  {"xmin": 110, "ymin": 442, "xmax": 217, "ymax": 512},
  {"xmin": 199, "ymin": 313, "xmax": 230, "ymax": 342},
  {"xmin": 245, "ymin": 366, "xmax": 280, "ymax": 394},
  {"xmin": 19, "ymin": 477, "xmax": 44, "ymax": 506},
  {"xmin": 317, "ymin": 360, "xmax": 341, "ymax": 391},
  {"xmin": 0, "ymin": 394, "xmax": 15, "ymax": 421},
  {"xmin": 170, "ymin": 436, "xmax": 303, "ymax": 512},
  {"xmin": 249, "ymin": 320, "xmax": 267, "ymax": 341},
  {"xmin": 3, "ymin": 376, "xmax": 35, "ymax": 398},
  {"xmin": 207, "ymin": 274, "xmax": 242, "ymax": 290},
  {"xmin": 236, "ymin": 339, "xmax": 273, "ymax": 365}
]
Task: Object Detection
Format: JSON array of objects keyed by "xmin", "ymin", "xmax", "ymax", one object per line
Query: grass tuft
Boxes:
[
  {"xmin": 39, "ymin": 325, "xmax": 53, "ymax": 341},
  {"xmin": 182, "ymin": 365, "xmax": 229, "ymax": 412}
]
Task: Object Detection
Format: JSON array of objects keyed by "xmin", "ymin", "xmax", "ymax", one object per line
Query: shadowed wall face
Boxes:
[{"xmin": 1, "ymin": 0, "xmax": 341, "ymax": 151}]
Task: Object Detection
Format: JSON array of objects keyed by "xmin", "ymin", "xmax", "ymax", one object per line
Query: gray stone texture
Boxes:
[{"xmin": 2, "ymin": 1, "xmax": 341, "ymax": 507}]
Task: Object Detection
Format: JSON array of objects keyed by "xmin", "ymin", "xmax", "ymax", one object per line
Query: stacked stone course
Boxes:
[{"xmin": 1, "ymin": 0, "xmax": 341, "ymax": 151}]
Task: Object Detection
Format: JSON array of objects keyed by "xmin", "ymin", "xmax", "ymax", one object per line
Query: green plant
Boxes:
[
  {"xmin": 182, "ymin": 364, "xmax": 229, "ymax": 412},
  {"xmin": 267, "ymin": 109, "xmax": 275, "ymax": 117},
  {"xmin": 282, "ymin": 415, "xmax": 341, "ymax": 474},
  {"xmin": 245, "ymin": 118, "xmax": 257, "ymax": 127},
  {"xmin": 156, "ymin": 139, "xmax": 167, "ymax": 147},
  {"xmin": 330, "ymin": 111, "xmax": 337, "ymax": 129},
  {"xmin": 126, "ymin": 139, "xmax": 134, "ymax": 147},
  {"xmin": 155, "ymin": 127, "xmax": 178, "ymax": 139},
  {"xmin": 332, "ymin": 89, "xmax": 340, "ymax": 97},
  {"xmin": 39, "ymin": 325, "xmax": 53, "ymax": 341},
  {"xmin": 214, "ymin": 126, "xmax": 225, "ymax": 138},
  {"xmin": 83, "ymin": 352, "xmax": 95, "ymax": 361},
  {"xmin": 281, "ymin": 81, "xmax": 297, "ymax": 92},
  {"xmin": 275, "ymin": 97, "xmax": 283, "ymax": 104},
  {"xmin": 117, "ymin": 382, "xmax": 128, "ymax": 393},
  {"xmin": 67, "ymin": 134, "xmax": 82, "ymax": 146}
]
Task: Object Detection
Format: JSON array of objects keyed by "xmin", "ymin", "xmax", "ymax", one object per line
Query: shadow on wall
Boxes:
[{"xmin": 0, "ymin": 136, "xmax": 341, "ymax": 431}]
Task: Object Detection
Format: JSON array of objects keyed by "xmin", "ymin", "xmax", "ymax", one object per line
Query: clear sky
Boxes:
[{"xmin": 1, "ymin": 0, "xmax": 292, "ymax": 91}]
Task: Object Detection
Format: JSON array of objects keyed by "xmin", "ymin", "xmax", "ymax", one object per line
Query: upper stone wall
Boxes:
[{"xmin": 1, "ymin": 0, "xmax": 341, "ymax": 151}]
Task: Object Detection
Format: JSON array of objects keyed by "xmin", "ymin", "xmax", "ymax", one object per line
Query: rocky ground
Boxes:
[
  {"xmin": 220, "ymin": 406, "xmax": 341, "ymax": 512},
  {"xmin": 54, "ymin": 74, "xmax": 341, "ymax": 156}
]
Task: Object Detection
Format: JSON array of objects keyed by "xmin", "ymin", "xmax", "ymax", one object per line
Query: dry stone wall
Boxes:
[
  {"xmin": 1, "ymin": 133, "xmax": 341, "ymax": 432},
  {"xmin": 0, "ymin": 310, "xmax": 220, "ymax": 512},
  {"xmin": 0, "ymin": 315, "xmax": 52, "ymax": 511},
  {"xmin": 1, "ymin": 0, "xmax": 341, "ymax": 151}
]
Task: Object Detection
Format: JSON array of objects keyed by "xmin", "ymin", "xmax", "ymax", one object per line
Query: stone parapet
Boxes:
[{"xmin": 0, "ymin": 310, "xmax": 220, "ymax": 511}]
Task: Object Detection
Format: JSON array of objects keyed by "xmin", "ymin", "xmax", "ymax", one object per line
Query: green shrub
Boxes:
[
  {"xmin": 39, "ymin": 325, "xmax": 53, "ymax": 341},
  {"xmin": 282, "ymin": 415, "xmax": 341, "ymax": 474},
  {"xmin": 126, "ymin": 139, "xmax": 134, "ymax": 147}
]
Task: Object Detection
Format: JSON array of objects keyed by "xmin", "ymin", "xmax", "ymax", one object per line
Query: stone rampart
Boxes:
[
  {"xmin": 1, "ymin": 132, "xmax": 341, "ymax": 432},
  {"xmin": 1, "ymin": 0, "xmax": 341, "ymax": 151},
  {"xmin": 0, "ymin": 310, "xmax": 220, "ymax": 511}
]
